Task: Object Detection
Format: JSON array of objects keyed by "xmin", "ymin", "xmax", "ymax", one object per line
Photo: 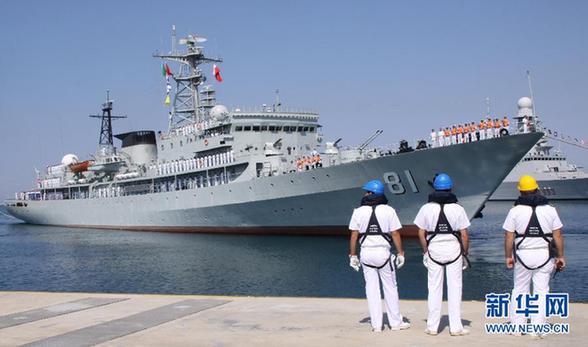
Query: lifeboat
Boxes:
[{"xmin": 69, "ymin": 160, "xmax": 93, "ymax": 173}]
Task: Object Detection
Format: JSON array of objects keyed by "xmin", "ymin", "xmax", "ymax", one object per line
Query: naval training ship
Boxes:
[
  {"xmin": 5, "ymin": 30, "xmax": 542, "ymax": 235},
  {"xmin": 490, "ymin": 97, "xmax": 588, "ymax": 200}
]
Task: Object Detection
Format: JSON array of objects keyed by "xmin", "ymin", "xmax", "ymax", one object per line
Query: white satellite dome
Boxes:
[
  {"xmin": 517, "ymin": 97, "xmax": 533, "ymax": 109},
  {"xmin": 61, "ymin": 154, "xmax": 79, "ymax": 166},
  {"xmin": 210, "ymin": 104, "xmax": 229, "ymax": 120}
]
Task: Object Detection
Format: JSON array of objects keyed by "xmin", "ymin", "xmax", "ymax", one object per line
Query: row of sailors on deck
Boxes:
[
  {"xmin": 155, "ymin": 173, "xmax": 232, "ymax": 193},
  {"xmin": 296, "ymin": 154, "xmax": 323, "ymax": 171},
  {"xmin": 153, "ymin": 151, "xmax": 235, "ymax": 176},
  {"xmin": 98, "ymin": 172, "xmax": 233, "ymax": 198},
  {"xmin": 430, "ymin": 117, "xmax": 510, "ymax": 147}
]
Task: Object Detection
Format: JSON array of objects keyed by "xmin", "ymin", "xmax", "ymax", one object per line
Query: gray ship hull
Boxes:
[
  {"xmin": 490, "ymin": 177, "xmax": 588, "ymax": 201},
  {"xmin": 6, "ymin": 133, "xmax": 542, "ymax": 235}
]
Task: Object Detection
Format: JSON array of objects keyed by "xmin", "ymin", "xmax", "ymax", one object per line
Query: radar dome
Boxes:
[
  {"xmin": 61, "ymin": 154, "xmax": 79, "ymax": 166},
  {"xmin": 210, "ymin": 105, "xmax": 229, "ymax": 120},
  {"xmin": 517, "ymin": 97, "xmax": 533, "ymax": 109}
]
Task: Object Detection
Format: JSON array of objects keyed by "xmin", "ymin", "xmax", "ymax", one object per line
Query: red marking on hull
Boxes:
[{"xmin": 39, "ymin": 224, "xmax": 420, "ymax": 237}]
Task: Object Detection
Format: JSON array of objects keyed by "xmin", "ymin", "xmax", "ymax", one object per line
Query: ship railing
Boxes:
[
  {"xmin": 23, "ymin": 167, "xmax": 244, "ymax": 201},
  {"xmin": 231, "ymin": 106, "xmax": 318, "ymax": 115},
  {"xmin": 425, "ymin": 124, "xmax": 514, "ymax": 149},
  {"xmin": 84, "ymin": 171, "xmax": 241, "ymax": 199}
]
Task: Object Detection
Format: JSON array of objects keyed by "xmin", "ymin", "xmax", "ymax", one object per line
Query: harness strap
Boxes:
[
  {"xmin": 425, "ymin": 203, "xmax": 465, "ymax": 267},
  {"xmin": 361, "ymin": 257, "xmax": 393, "ymax": 270},
  {"xmin": 513, "ymin": 206, "xmax": 554, "ymax": 270},
  {"xmin": 359, "ymin": 206, "xmax": 392, "ymax": 245}
]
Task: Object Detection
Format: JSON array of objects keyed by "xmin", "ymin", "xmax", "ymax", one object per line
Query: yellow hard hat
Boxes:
[{"xmin": 517, "ymin": 175, "xmax": 539, "ymax": 192}]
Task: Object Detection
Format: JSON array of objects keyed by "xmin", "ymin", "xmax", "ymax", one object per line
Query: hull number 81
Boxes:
[{"xmin": 383, "ymin": 170, "xmax": 419, "ymax": 195}]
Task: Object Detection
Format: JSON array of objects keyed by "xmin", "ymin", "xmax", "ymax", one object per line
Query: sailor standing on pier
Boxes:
[
  {"xmin": 503, "ymin": 175, "xmax": 566, "ymax": 338},
  {"xmin": 348, "ymin": 180, "xmax": 410, "ymax": 332},
  {"xmin": 415, "ymin": 173, "xmax": 470, "ymax": 336}
]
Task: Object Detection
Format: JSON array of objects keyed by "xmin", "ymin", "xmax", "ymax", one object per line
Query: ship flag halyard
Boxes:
[{"xmin": 163, "ymin": 63, "xmax": 173, "ymax": 105}]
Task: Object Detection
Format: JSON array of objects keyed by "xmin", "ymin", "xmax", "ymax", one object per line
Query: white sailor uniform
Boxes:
[
  {"xmin": 414, "ymin": 202, "xmax": 470, "ymax": 334},
  {"xmin": 503, "ymin": 204, "xmax": 562, "ymax": 328},
  {"xmin": 349, "ymin": 204, "xmax": 404, "ymax": 331}
]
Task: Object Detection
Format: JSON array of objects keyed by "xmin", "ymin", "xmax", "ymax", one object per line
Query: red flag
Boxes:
[
  {"xmin": 213, "ymin": 64, "xmax": 222, "ymax": 82},
  {"xmin": 165, "ymin": 64, "xmax": 173, "ymax": 76}
]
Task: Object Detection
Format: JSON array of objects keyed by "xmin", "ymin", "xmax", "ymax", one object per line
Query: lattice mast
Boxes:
[
  {"xmin": 154, "ymin": 27, "xmax": 222, "ymax": 130},
  {"xmin": 89, "ymin": 90, "xmax": 126, "ymax": 150}
]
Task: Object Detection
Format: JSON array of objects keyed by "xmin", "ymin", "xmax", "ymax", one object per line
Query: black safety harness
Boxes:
[
  {"xmin": 359, "ymin": 206, "xmax": 394, "ymax": 271},
  {"xmin": 425, "ymin": 203, "xmax": 469, "ymax": 267},
  {"xmin": 513, "ymin": 206, "xmax": 556, "ymax": 271}
]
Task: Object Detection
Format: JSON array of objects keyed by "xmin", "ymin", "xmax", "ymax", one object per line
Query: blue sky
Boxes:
[{"xmin": 0, "ymin": 0, "xmax": 587, "ymax": 198}]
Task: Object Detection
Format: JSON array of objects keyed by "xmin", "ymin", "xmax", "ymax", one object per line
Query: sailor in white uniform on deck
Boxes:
[
  {"xmin": 348, "ymin": 180, "xmax": 410, "ymax": 332},
  {"xmin": 503, "ymin": 175, "xmax": 566, "ymax": 338},
  {"xmin": 437, "ymin": 127, "xmax": 445, "ymax": 147},
  {"xmin": 415, "ymin": 173, "xmax": 470, "ymax": 336}
]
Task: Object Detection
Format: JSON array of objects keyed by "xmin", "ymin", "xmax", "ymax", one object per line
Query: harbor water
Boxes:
[{"xmin": 1, "ymin": 201, "xmax": 587, "ymax": 302}]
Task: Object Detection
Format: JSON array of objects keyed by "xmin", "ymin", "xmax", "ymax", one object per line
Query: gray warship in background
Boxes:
[
  {"xmin": 5, "ymin": 30, "xmax": 542, "ymax": 235},
  {"xmin": 490, "ymin": 97, "xmax": 588, "ymax": 200}
]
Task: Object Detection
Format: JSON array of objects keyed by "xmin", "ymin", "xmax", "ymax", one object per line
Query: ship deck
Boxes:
[{"xmin": 0, "ymin": 291, "xmax": 584, "ymax": 346}]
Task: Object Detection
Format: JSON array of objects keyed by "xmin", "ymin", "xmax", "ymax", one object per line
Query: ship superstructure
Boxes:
[
  {"xmin": 490, "ymin": 97, "xmax": 588, "ymax": 200},
  {"xmin": 5, "ymin": 29, "xmax": 543, "ymax": 234}
]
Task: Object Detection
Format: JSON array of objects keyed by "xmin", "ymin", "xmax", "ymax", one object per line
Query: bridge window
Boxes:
[
  {"xmin": 252, "ymin": 125, "xmax": 260, "ymax": 132},
  {"xmin": 284, "ymin": 126, "xmax": 291, "ymax": 132},
  {"xmin": 261, "ymin": 125, "xmax": 268, "ymax": 131},
  {"xmin": 303, "ymin": 127, "xmax": 309, "ymax": 132},
  {"xmin": 297, "ymin": 126, "xmax": 303, "ymax": 132},
  {"xmin": 275, "ymin": 126, "xmax": 282, "ymax": 131},
  {"xmin": 235, "ymin": 126, "xmax": 243, "ymax": 131},
  {"xmin": 269, "ymin": 126, "xmax": 276, "ymax": 131},
  {"xmin": 244, "ymin": 126, "xmax": 251, "ymax": 131}
]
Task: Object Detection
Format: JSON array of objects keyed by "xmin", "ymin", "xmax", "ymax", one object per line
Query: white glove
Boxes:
[
  {"xmin": 462, "ymin": 256, "xmax": 469, "ymax": 270},
  {"xmin": 423, "ymin": 253, "xmax": 429, "ymax": 269},
  {"xmin": 349, "ymin": 255, "xmax": 361, "ymax": 271},
  {"xmin": 395, "ymin": 254, "xmax": 405, "ymax": 269}
]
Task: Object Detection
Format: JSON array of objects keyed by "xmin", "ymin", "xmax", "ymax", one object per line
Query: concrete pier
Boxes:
[{"xmin": 0, "ymin": 291, "xmax": 585, "ymax": 346}]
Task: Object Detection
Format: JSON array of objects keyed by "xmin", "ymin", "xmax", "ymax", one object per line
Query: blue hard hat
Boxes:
[
  {"xmin": 433, "ymin": 173, "xmax": 453, "ymax": 190},
  {"xmin": 362, "ymin": 180, "xmax": 385, "ymax": 195}
]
